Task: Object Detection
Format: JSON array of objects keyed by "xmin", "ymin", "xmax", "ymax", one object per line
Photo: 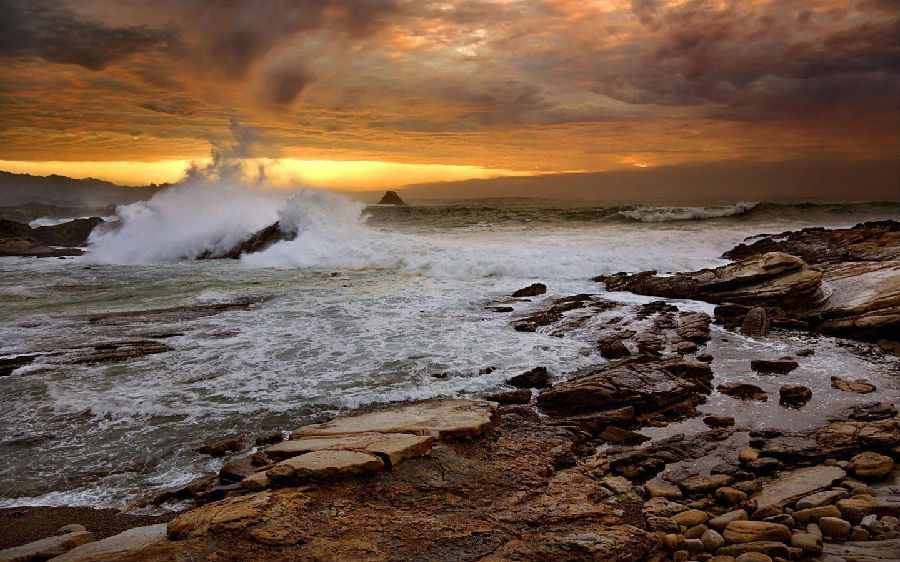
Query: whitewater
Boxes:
[{"xmin": 1, "ymin": 180, "xmax": 897, "ymax": 509}]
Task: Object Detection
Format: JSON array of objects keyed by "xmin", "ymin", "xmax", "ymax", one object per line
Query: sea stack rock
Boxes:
[{"xmin": 378, "ymin": 190, "xmax": 406, "ymax": 205}]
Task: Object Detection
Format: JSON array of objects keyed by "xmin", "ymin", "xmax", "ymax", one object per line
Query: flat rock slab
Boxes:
[
  {"xmin": 49, "ymin": 524, "xmax": 166, "ymax": 562},
  {"xmin": 0, "ymin": 531, "xmax": 94, "ymax": 562},
  {"xmin": 823, "ymin": 538, "xmax": 900, "ymax": 562},
  {"xmin": 754, "ymin": 466, "xmax": 845, "ymax": 510},
  {"xmin": 266, "ymin": 432, "xmax": 433, "ymax": 467},
  {"xmin": 291, "ymin": 399, "xmax": 497, "ymax": 441},
  {"xmin": 267, "ymin": 450, "xmax": 385, "ymax": 485}
]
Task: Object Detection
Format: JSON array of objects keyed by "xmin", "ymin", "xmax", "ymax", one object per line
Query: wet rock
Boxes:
[
  {"xmin": 790, "ymin": 532, "xmax": 822, "ymax": 555},
  {"xmin": 512, "ymin": 283, "xmax": 547, "ymax": 298},
  {"xmin": 819, "ymin": 516, "xmax": 852, "ymax": 538},
  {"xmin": 794, "ymin": 505, "xmax": 842, "ymax": 523},
  {"xmin": 697, "ymin": 353, "xmax": 714, "ymax": 362},
  {"xmin": 716, "ymin": 487, "xmax": 749, "ymax": 505},
  {"xmin": 778, "ymin": 385, "xmax": 811, "ymax": 407},
  {"xmin": 198, "ymin": 437, "xmax": 244, "ymax": 457},
  {"xmin": 754, "ymin": 466, "xmax": 846, "ymax": 511},
  {"xmin": 680, "ymin": 474, "xmax": 734, "ymax": 496},
  {"xmin": 796, "ymin": 348, "xmax": 814, "ymax": 356},
  {"xmin": 750, "ymin": 359, "xmax": 798, "ymax": 374},
  {"xmin": 685, "ymin": 524, "xmax": 708, "ymax": 540},
  {"xmin": 49, "ymin": 524, "xmax": 166, "ymax": 562},
  {"xmin": 254, "ymin": 432, "xmax": 283, "ymax": 446},
  {"xmin": 485, "ymin": 306, "xmax": 513, "ymax": 312},
  {"xmin": 809, "ymin": 260, "xmax": 900, "ymax": 342},
  {"xmin": 598, "ymin": 426, "xmax": 648, "ymax": 444},
  {"xmin": 741, "ymin": 308, "xmax": 771, "ymax": 337},
  {"xmin": 218, "ymin": 457, "xmax": 257, "ymax": 482},
  {"xmin": 673, "ymin": 509, "xmax": 709, "ymax": 527},
  {"xmin": 484, "ymin": 388, "xmax": 532, "ymax": 405},
  {"xmin": 645, "ymin": 480, "xmax": 683, "ymax": 500},
  {"xmin": 837, "ymin": 495, "xmax": 883, "ymax": 522},
  {"xmin": 0, "ymin": 354, "xmax": 37, "ymax": 376},
  {"xmin": 822, "ymin": 538, "xmax": 900, "ymax": 561},
  {"xmin": 739, "ymin": 448, "xmax": 759, "ymax": 464},
  {"xmin": 723, "ymin": 521, "xmax": 791, "ymax": 544},
  {"xmin": 831, "ymin": 375, "xmax": 877, "ymax": 394},
  {"xmin": 851, "ymin": 451, "xmax": 894, "ymax": 480},
  {"xmin": 599, "ymin": 337, "xmax": 631, "ymax": 359},
  {"xmin": 710, "ymin": 510, "xmax": 749, "ymax": 531},
  {"xmin": 849, "ymin": 526, "xmax": 870, "ymax": 541},
  {"xmin": 717, "ymin": 383, "xmax": 767, "ymax": 401},
  {"xmin": 537, "ymin": 356, "xmax": 712, "ymax": 416},
  {"xmin": 796, "ymin": 489, "xmax": 849, "ymax": 510},
  {"xmin": 0, "ymin": 530, "xmax": 94, "ymax": 562},
  {"xmin": 512, "ymin": 294, "xmax": 592, "ymax": 332},
  {"xmin": 507, "ymin": 367, "xmax": 550, "ymax": 389},
  {"xmin": 291, "ymin": 399, "xmax": 497, "ymax": 441},
  {"xmin": 377, "ymin": 190, "xmax": 405, "ymax": 205},
  {"xmin": 704, "ymin": 416, "xmax": 735, "ymax": 428}
]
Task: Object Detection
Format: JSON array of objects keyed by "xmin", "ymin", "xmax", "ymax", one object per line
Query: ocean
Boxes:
[{"xmin": 1, "ymin": 191, "xmax": 898, "ymax": 510}]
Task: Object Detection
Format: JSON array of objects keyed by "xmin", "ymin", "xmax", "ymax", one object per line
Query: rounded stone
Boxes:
[
  {"xmin": 723, "ymin": 520, "xmax": 791, "ymax": 544},
  {"xmin": 673, "ymin": 509, "xmax": 710, "ymax": 527},
  {"xmin": 701, "ymin": 528, "xmax": 725, "ymax": 551},
  {"xmin": 851, "ymin": 452, "xmax": 894, "ymax": 480},
  {"xmin": 57, "ymin": 524, "xmax": 87, "ymax": 535},
  {"xmin": 716, "ymin": 487, "xmax": 749, "ymax": 505},
  {"xmin": 686, "ymin": 524, "xmax": 709, "ymax": 540},
  {"xmin": 735, "ymin": 552, "xmax": 772, "ymax": 562},
  {"xmin": 818, "ymin": 516, "xmax": 851, "ymax": 538},
  {"xmin": 790, "ymin": 532, "xmax": 822, "ymax": 555},
  {"xmin": 683, "ymin": 538, "xmax": 704, "ymax": 553}
]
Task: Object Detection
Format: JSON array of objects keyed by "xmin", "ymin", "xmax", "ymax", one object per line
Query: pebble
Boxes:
[
  {"xmin": 716, "ymin": 487, "xmax": 749, "ymax": 504},
  {"xmin": 683, "ymin": 538, "xmax": 704, "ymax": 553},
  {"xmin": 685, "ymin": 524, "xmax": 708, "ymax": 540},
  {"xmin": 790, "ymin": 532, "xmax": 823, "ymax": 555},
  {"xmin": 701, "ymin": 529, "xmax": 725, "ymax": 551},
  {"xmin": 673, "ymin": 509, "xmax": 709, "ymax": 527},
  {"xmin": 710, "ymin": 509, "xmax": 748, "ymax": 530}
]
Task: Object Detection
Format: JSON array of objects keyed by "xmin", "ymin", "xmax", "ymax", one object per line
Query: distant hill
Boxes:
[{"xmin": 0, "ymin": 170, "xmax": 165, "ymax": 208}]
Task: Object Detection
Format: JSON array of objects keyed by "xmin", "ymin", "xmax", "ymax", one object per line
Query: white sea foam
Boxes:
[{"xmin": 618, "ymin": 201, "xmax": 758, "ymax": 222}]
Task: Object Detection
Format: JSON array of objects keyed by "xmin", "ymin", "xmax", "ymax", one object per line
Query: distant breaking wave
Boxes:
[{"xmin": 617, "ymin": 201, "xmax": 759, "ymax": 222}]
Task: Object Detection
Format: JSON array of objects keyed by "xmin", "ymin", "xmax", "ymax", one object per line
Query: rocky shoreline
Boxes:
[{"xmin": 1, "ymin": 221, "xmax": 898, "ymax": 562}]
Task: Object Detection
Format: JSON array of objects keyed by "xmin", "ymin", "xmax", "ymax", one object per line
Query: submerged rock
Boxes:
[
  {"xmin": 507, "ymin": 366, "xmax": 550, "ymax": 388},
  {"xmin": 750, "ymin": 359, "xmax": 798, "ymax": 374}
]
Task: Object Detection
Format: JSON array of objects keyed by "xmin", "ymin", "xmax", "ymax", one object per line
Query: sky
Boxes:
[{"xmin": 0, "ymin": 0, "xmax": 898, "ymax": 195}]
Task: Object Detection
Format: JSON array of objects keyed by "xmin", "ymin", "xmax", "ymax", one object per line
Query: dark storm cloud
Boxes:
[
  {"xmin": 0, "ymin": 0, "xmax": 178, "ymax": 70},
  {"xmin": 264, "ymin": 58, "xmax": 315, "ymax": 106},
  {"xmin": 597, "ymin": 0, "xmax": 900, "ymax": 118}
]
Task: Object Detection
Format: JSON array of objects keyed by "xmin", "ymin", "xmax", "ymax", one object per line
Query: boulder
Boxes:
[
  {"xmin": 198, "ymin": 437, "xmax": 244, "ymax": 457},
  {"xmin": 793, "ymin": 505, "xmax": 842, "ymax": 523},
  {"xmin": 167, "ymin": 491, "xmax": 273, "ymax": 539},
  {"xmin": 723, "ymin": 521, "xmax": 791, "ymax": 544},
  {"xmin": 716, "ymin": 487, "xmax": 749, "ymax": 505},
  {"xmin": 645, "ymin": 480, "xmax": 683, "ymax": 500},
  {"xmin": 199, "ymin": 222, "xmax": 294, "ymax": 259},
  {"xmin": 680, "ymin": 474, "xmax": 734, "ymax": 495},
  {"xmin": 0, "ymin": 531, "xmax": 94, "ymax": 562},
  {"xmin": 484, "ymin": 388, "xmax": 532, "ymax": 405},
  {"xmin": 750, "ymin": 359, "xmax": 798, "ymax": 374},
  {"xmin": 717, "ymin": 383, "xmax": 767, "ymax": 401},
  {"xmin": 710, "ymin": 510, "xmax": 749, "ymax": 531},
  {"xmin": 778, "ymin": 385, "xmax": 811, "ymax": 407},
  {"xmin": 291, "ymin": 399, "xmax": 497, "ymax": 441},
  {"xmin": 507, "ymin": 367, "xmax": 551, "ymax": 389},
  {"xmin": 704, "ymin": 416, "xmax": 735, "ymax": 428},
  {"xmin": 512, "ymin": 283, "xmax": 547, "ymax": 298},
  {"xmin": 818, "ymin": 516, "xmax": 851, "ymax": 538},
  {"xmin": 837, "ymin": 495, "xmax": 883, "ymax": 522},
  {"xmin": 851, "ymin": 451, "xmax": 894, "ymax": 479},
  {"xmin": 741, "ymin": 308, "xmax": 770, "ymax": 337},
  {"xmin": 673, "ymin": 509, "xmax": 709, "ymax": 527},
  {"xmin": 796, "ymin": 489, "xmax": 849, "ymax": 510},
  {"xmin": 702, "ymin": 529, "xmax": 725, "ymax": 552},
  {"xmin": 789, "ymin": 532, "xmax": 822, "ymax": 555},
  {"xmin": 377, "ymin": 190, "xmax": 405, "ymax": 205}
]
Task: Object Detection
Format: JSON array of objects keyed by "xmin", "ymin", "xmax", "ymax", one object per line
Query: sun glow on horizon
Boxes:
[{"xmin": 0, "ymin": 159, "xmax": 536, "ymax": 191}]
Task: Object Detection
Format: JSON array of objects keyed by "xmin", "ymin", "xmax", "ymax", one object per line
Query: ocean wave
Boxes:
[{"xmin": 617, "ymin": 201, "xmax": 759, "ymax": 222}]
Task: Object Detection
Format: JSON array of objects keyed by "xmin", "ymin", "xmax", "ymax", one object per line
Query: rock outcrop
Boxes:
[
  {"xmin": 377, "ymin": 190, "xmax": 405, "ymax": 205},
  {"xmin": 0, "ymin": 217, "xmax": 104, "ymax": 257},
  {"xmin": 198, "ymin": 222, "xmax": 294, "ymax": 259}
]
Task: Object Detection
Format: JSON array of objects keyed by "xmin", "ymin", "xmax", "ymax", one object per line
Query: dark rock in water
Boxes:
[
  {"xmin": 0, "ymin": 354, "xmax": 36, "ymax": 376},
  {"xmin": 717, "ymin": 382, "xmax": 767, "ymax": 401},
  {"xmin": 485, "ymin": 306, "xmax": 513, "ymax": 312},
  {"xmin": 254, "ymin": 432, "xmax": 284, "ymax": 446},
  {"xmin": 696, "ymin": 353, "xmax": 714, "ymax": 363},
  {"xmin": 507, "ymin": 367, "xmax": 550, "ymax": 389},
  {"xmin": 198, "ymin": 437, "xmax": 244, "ymax": 457},
  {"xmin": 65, "ymin": 340, "xmax": 173, "ymax": 365},
  {"xmin": 779, "ymin": 385, "xmax": 812, "ymax": 407},
  {"xmin": 512, "ymin": 294, "xmax": 592, "ymax": 332},
  {"xmin": 536, "ymin": 355, "xmax": 712, "ymax": 416},
  {"xmin": 703, "ymin": 416, "xmax": 735, "ymax": 428},
  {"xmin": 377, "ymin": 190, "xmax": 405, "ymax": 205},
  {"xmin": 199, "ymin": 222, "xmax": 293, "ymax": 259},
  {"xmin": 0, "ymin": 217, "xmax": 102, "ymax": 257},
  {"xmin": 831, "ymin": 376, "xmax": 876, "ymax": 394},
  {"xmin": 751, "ymin": 359, "xmax": 799, "ymax": 374},
  {"xmin": 484, "ymin": 388, "xmax": 532, "ymax": 405},
  {"xmin": 830, "ymin": 402, "xmax": 897, "ymax": 422},
  {"xmin": 796, "ymin": 348, "xmax": 815, "ymax": 356},
  {"xmin": 599, "ymin": 336, "xmax": 631, "ymax": 359},
  {"xmin": 512, "ymin": 283, "xmax": 547, "ymax": 298},
  {"xmin": 741, "ymin": 307, "xmax": 771, "ymax": 336},
  {"xmin": 218, "ymin": 456, "xmax": 257, "ymax": 482}
]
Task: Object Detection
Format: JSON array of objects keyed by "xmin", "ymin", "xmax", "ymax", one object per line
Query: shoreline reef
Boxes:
[{"xmin": 1, "ymin": 220, "xmax": 898, "ymax": 562}]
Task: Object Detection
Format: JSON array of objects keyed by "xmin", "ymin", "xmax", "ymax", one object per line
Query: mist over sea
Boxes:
[{"xmin": 1, "ymin": 191, "xmax": 897, "ymax": 509}]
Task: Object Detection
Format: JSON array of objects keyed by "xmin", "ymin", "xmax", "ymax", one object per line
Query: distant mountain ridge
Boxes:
[{"xmin": 0, "ymin": 170, "xmax": 165, "ymax": 208}]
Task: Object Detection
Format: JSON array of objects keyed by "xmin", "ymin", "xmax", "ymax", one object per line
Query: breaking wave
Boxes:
[{"xmin": 617, "ymin": 201, "xmax": 759, "ymax": 222}]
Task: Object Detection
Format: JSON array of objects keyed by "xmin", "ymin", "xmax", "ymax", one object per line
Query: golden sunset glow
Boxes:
[{"xmin": 0, "ymin": 0, "xmax": 896, "ymax": 195}]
